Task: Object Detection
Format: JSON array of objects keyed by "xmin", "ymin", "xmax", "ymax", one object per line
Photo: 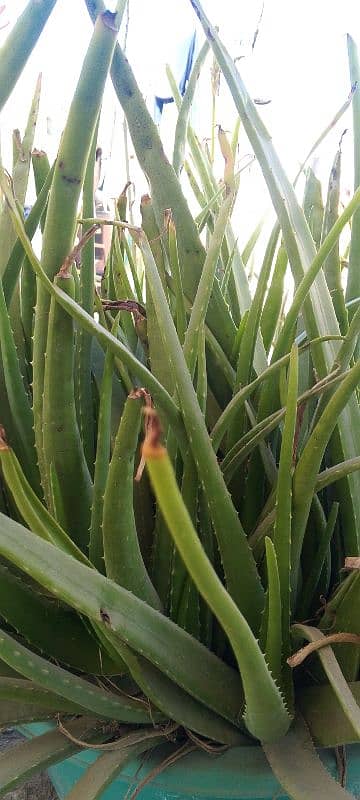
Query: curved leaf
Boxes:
[{"xmin": 263, "ymin": 714, "xmax": 354, "ymax": 799}]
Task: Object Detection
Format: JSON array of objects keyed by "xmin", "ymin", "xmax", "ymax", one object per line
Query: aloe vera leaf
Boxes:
[
  {"xmin": 13, "ymin": 76, "xmax": 42, "ymax": 204},
  {"xmin": 168, "ymin": 65, "xmax": 267, "ymax": 370},
  {"xmin": 122, "ymin": 235, "xmax": 144, "ymax": 303},
  {"xmin": 190, "ymin": 0, "xmax": 360, "ymax": 552},
  {"xmin": 292, "ymin": 624, "xmax": 360, "ymax": 739},
  {"xmin": 266, "ymin": 185, "xmax": 360, "ymax": 381},
  {"xmin": 221, "ymin": 409, "xmax": 285, "ymax": 485},
  {"xmin": 273, "ymin": 345, "xmax": 298, "ymax": 665},
  {"xmin": 0, "ymin": 75, "xmax": 42, "ymax": 288},
  {"xmin": 0, "ymin": 626, "xmax": 159, "ymax": 724},
  {"xmin": 136, "ymin": 230, "xmax": 264, "ymax": 631},
  {"xmin": 62, "ymin": 738, "xmax": 167, "ymax": 800},
  {"xmin": 346, "ymin": 36, "xmax": 360, "ymax": 319},
  {"xmin": 263, "ymin": 714, "xmax": 353, "ymax": 799},
  {"xmin": 198, "ymin": 492, "xmax": 214, "ymax": 648},
  {"xmin": 227, "ymin": 222, "xmax": 279, "ymax": 451},
  {"xmin": 263, "ymin": 538, "xmax": 282, "ymax": 688},
  {"xmin": 0, "ymin": 281, "xmax": 40, "ymax": 494},
  {"xmin": 316, "ymin": 460, "xmax": 360, "ymax": 492},
  {"xmin": 167, "ymin": 65, "xmax": 217, "ymax": 204},
  {"xmin": 43, "ymin": 272, "xmax": 93, "ymax": 546},
  {"xmin": 170, "ymin": 448, "xmax": 200, "ymax": 636},
  {"xmin": 322, "ymin": 147, "xmax": 348, "ymax": 334},
  {"xmin": 295, "ymin": 85, "xmax": 357, "ymax": 184},
  {"xmin": 0, "ymin": 677, "xmax": 84, "ymax": 713},
  {"xmin": 0, "ymin": 562, "xmax": 116, "ymax": 675},
  {"xmin": 241, "ymin": 218, "xmax": 264, "ymax": 265},
  {"xmin": 1, "ymin": 80, "xmax": 42, "ymax": 411},
  {"xmin": 75, "ymin": 127, "xmax": 98, "ymax": 474},
  {"xmin": 106, "ymin": 636, "xmax": 246, "ymax": 745},
  {"xmin": 220, "ymin": 236, "xmax": 238, "ymax": 298},
  {"xmin": 103, "ymin": 394, "xmax": 161, "ymax": 610},
  {"xmin": 211, "ymin": 351, "xmax": 292, "ymax": 451},
  {"xmin": 167, "ymin": 217, "xmax": 187, "ymax": 345},
  {"xmin": 140, "ymin": 195, "xmax": 168, "ymax": 297},
  {"xmin": 222, "ymin": 368, "xmax": 344, "ymax": 487},
  {"xmin": 196, "ymin": 323, "xmax": 207, "ymax": 416},
  {"xmin": 89, "ymin": 334, "xmax": 116, "ymax": 573},
  {"xmin": 0, "ymin": 181, "xmax": 187, "ymax": 455},
  {"xmin": 261, "ymin": 240, "xmax": 287, "ymax": 353},
  {"xmin": 2, "ymin": 162, "xmax": 54, "ymax": 305},
  {"xmin": 173, "ymin": 39, "xmax": 210, "ymax": 176},
  {"xmin": 144, "ymin": 443, "xmax": 291, "ymax": 742},
  {"xmin": 21, "ymin": 152, "xmax": 50, "ymax": 366},
  {"xmin": 85, "ymin": 0, "xmax": 236, "ymax": 360},
  {"xmin": 185, "ymin": 159, "xmax": 207, "ymax": 212},
  {"xmin": 0, "ymin": 0, "xmax": 57, "ymax": 112},
  {"xmin": 0, "ymin": 440, "xmax": 90, "ymax": 567},
  {"xmin": 302, "ymin": 167, "xmax": 324, "ymax": 249},
  {"xmin": 32, "ymin": 11, "xmax": 120, "ymax": 498},
  {"xmin": 0, "ymin": 701, "xmax": 62, "ymax": 730},
  {"xmin": 319, "ymin": 572, "xmax": 360, "ymax": 682},
  {"xmin": 176, "ymin": 578, "xmax": 200, "ymax": 640},
  {"xmin": 298, "ymin": 682, "xmax": 360, "ymax": 746},
  {"xmin": 292, "ymin": 359, "xmax": 360, "ymax": 597},
  {"xmin": 205, "ymin": 323, "xmax": 235, "ymax": 390},
  {"xmin": 297, "ymin": 503, "xmax": 339, "ymax": 620},
  {"xmin": 0, "ymin": 511, "xmax": 244, "ymax": 726},
  {"xmin": 0, "ymin": 718, "xmax": 108, "ymax": 798},
  {"xmin": 183, "ymin": 186, "xmax": 235, "ymax": 380}
]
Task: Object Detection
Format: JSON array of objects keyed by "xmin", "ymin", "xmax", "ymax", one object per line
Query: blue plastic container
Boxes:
[{"xmin": 19, "ymin": 723, "xmax": 360, "ymax": 799}]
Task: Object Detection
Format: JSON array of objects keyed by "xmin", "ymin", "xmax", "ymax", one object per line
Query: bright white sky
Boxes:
[{"xmin": 1, "ymin": 0, "xmax": 360, "ymax": 229}]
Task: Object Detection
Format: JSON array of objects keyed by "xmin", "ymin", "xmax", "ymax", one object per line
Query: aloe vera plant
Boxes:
[{"xmin": 0, "ymin": 2, "xmax": 359, "ymax": 798}]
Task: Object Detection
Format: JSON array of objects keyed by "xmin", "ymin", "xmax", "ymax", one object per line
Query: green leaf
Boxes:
[
  {"xmin": 0, "ymin": 0, "xmax": 57, "ymax": 113},
  {"xmin": 0, "ymin": 625, "xmax": 158, "ymax": 724},
  {"xmin": 32, "ymin": 9, "xmax": 121, "ymax": 498},
  {"xmin": 263, "ymin": 714, "xmax": 354, "ymax": 799},
  {"xmin": 0, "ymin": 175, "xmax": 187, "ymax": 455},
  {"xmin": 273, "ymin": 345, "xmax": 298, "ymax": 662},
  {"xmin": 264, "ymin": 538, "xmax": 282, "ymax": 689},
  {"xmin": 62, "ymin": 738, "xmax": 165, "ymax": 800},
  {"xmin": 292, "ymin": 624, "xmax": 360, "ymax": 741},
  {"xmin": 102, "ymin": 393, "xmax": 160, "ymax": 610},
  {"xmin": 144, "ymin": 444, "xmax": 291, "ymax": 742},
  {"xmin": 320, "ymin": 572, "xmax": 360, "ymax": 681},
  {"xmin": 0, "ymin": 677, "xmax": 85, "ymax": 713},
  {"xmin": 0, "ymin": 562, "xmax": 116, "ymax": 675},
  {"xmin": 0, "ymin": 282, "xmax": 40, "ymax": 493},
  {"xmin": 85, "ymin": 0, "xmax": 236, "ymax": 360},
  {"xmin": 189, "ymin": 0, "xmax": 360, "ymax": 557},
  {"xmin": 298, "ymin": 682, "xmax": 360, "ymax": 746},
  {"xmin": 172, "ymin": 39, "xmax": 210, "ymax": 176},
  {"xmin": 297, "ymin": 503, "xmax": 339, "ymax": 619},
  {"xmin": 103, "ymin": 636, "xmax": 246, "ymax": 746},
  {"xmin": 0, "ymin": 718, "xmax": 104, "ymax": 798},
  {"xmin": 346, "ymin": 36, "xmax": 360, "ymax": 318},
  {"xmin": 292, "ymin": 360, "xmax": 360, "ymax": 598},
  {"xmin": 136, "ymin": 230, "xmax": 264, "ymax": 631},
  {"xmin": 0, "ymin": 512, "xmax": 244, "ymax": 727}
]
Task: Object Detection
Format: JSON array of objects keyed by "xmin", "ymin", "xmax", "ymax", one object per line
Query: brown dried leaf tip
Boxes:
[
  {"xmin": 130, "ymin": 389, "xmax": 157, "ymax": 481},
  {"xmin": 0, "ymin": 426, "xmax": 9, "ymax": 451},
  {"xmin": 343, "ymin": 556, "xmax": 360, "ymax": 571},
  {"xmin": 140, "ymin": 401, "xmax": 166, "ymax": 468},
  {"xmin": 58, "ymin": 224, "xmax": 100, "ymax": 278}
]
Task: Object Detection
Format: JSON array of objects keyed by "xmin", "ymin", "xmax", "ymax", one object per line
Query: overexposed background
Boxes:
[{"xmin": 0, "ymin": 0, "xmax": 359, "ymax": 240}]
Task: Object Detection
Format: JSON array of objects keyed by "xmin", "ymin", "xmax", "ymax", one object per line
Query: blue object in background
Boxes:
[
  {"xmin": 154, "ymin": 31, "xmax": 196, "ymax": 121},
  {"xmin": 18, "ymin": 724, "xmax": 360, "ymax": 800}
]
